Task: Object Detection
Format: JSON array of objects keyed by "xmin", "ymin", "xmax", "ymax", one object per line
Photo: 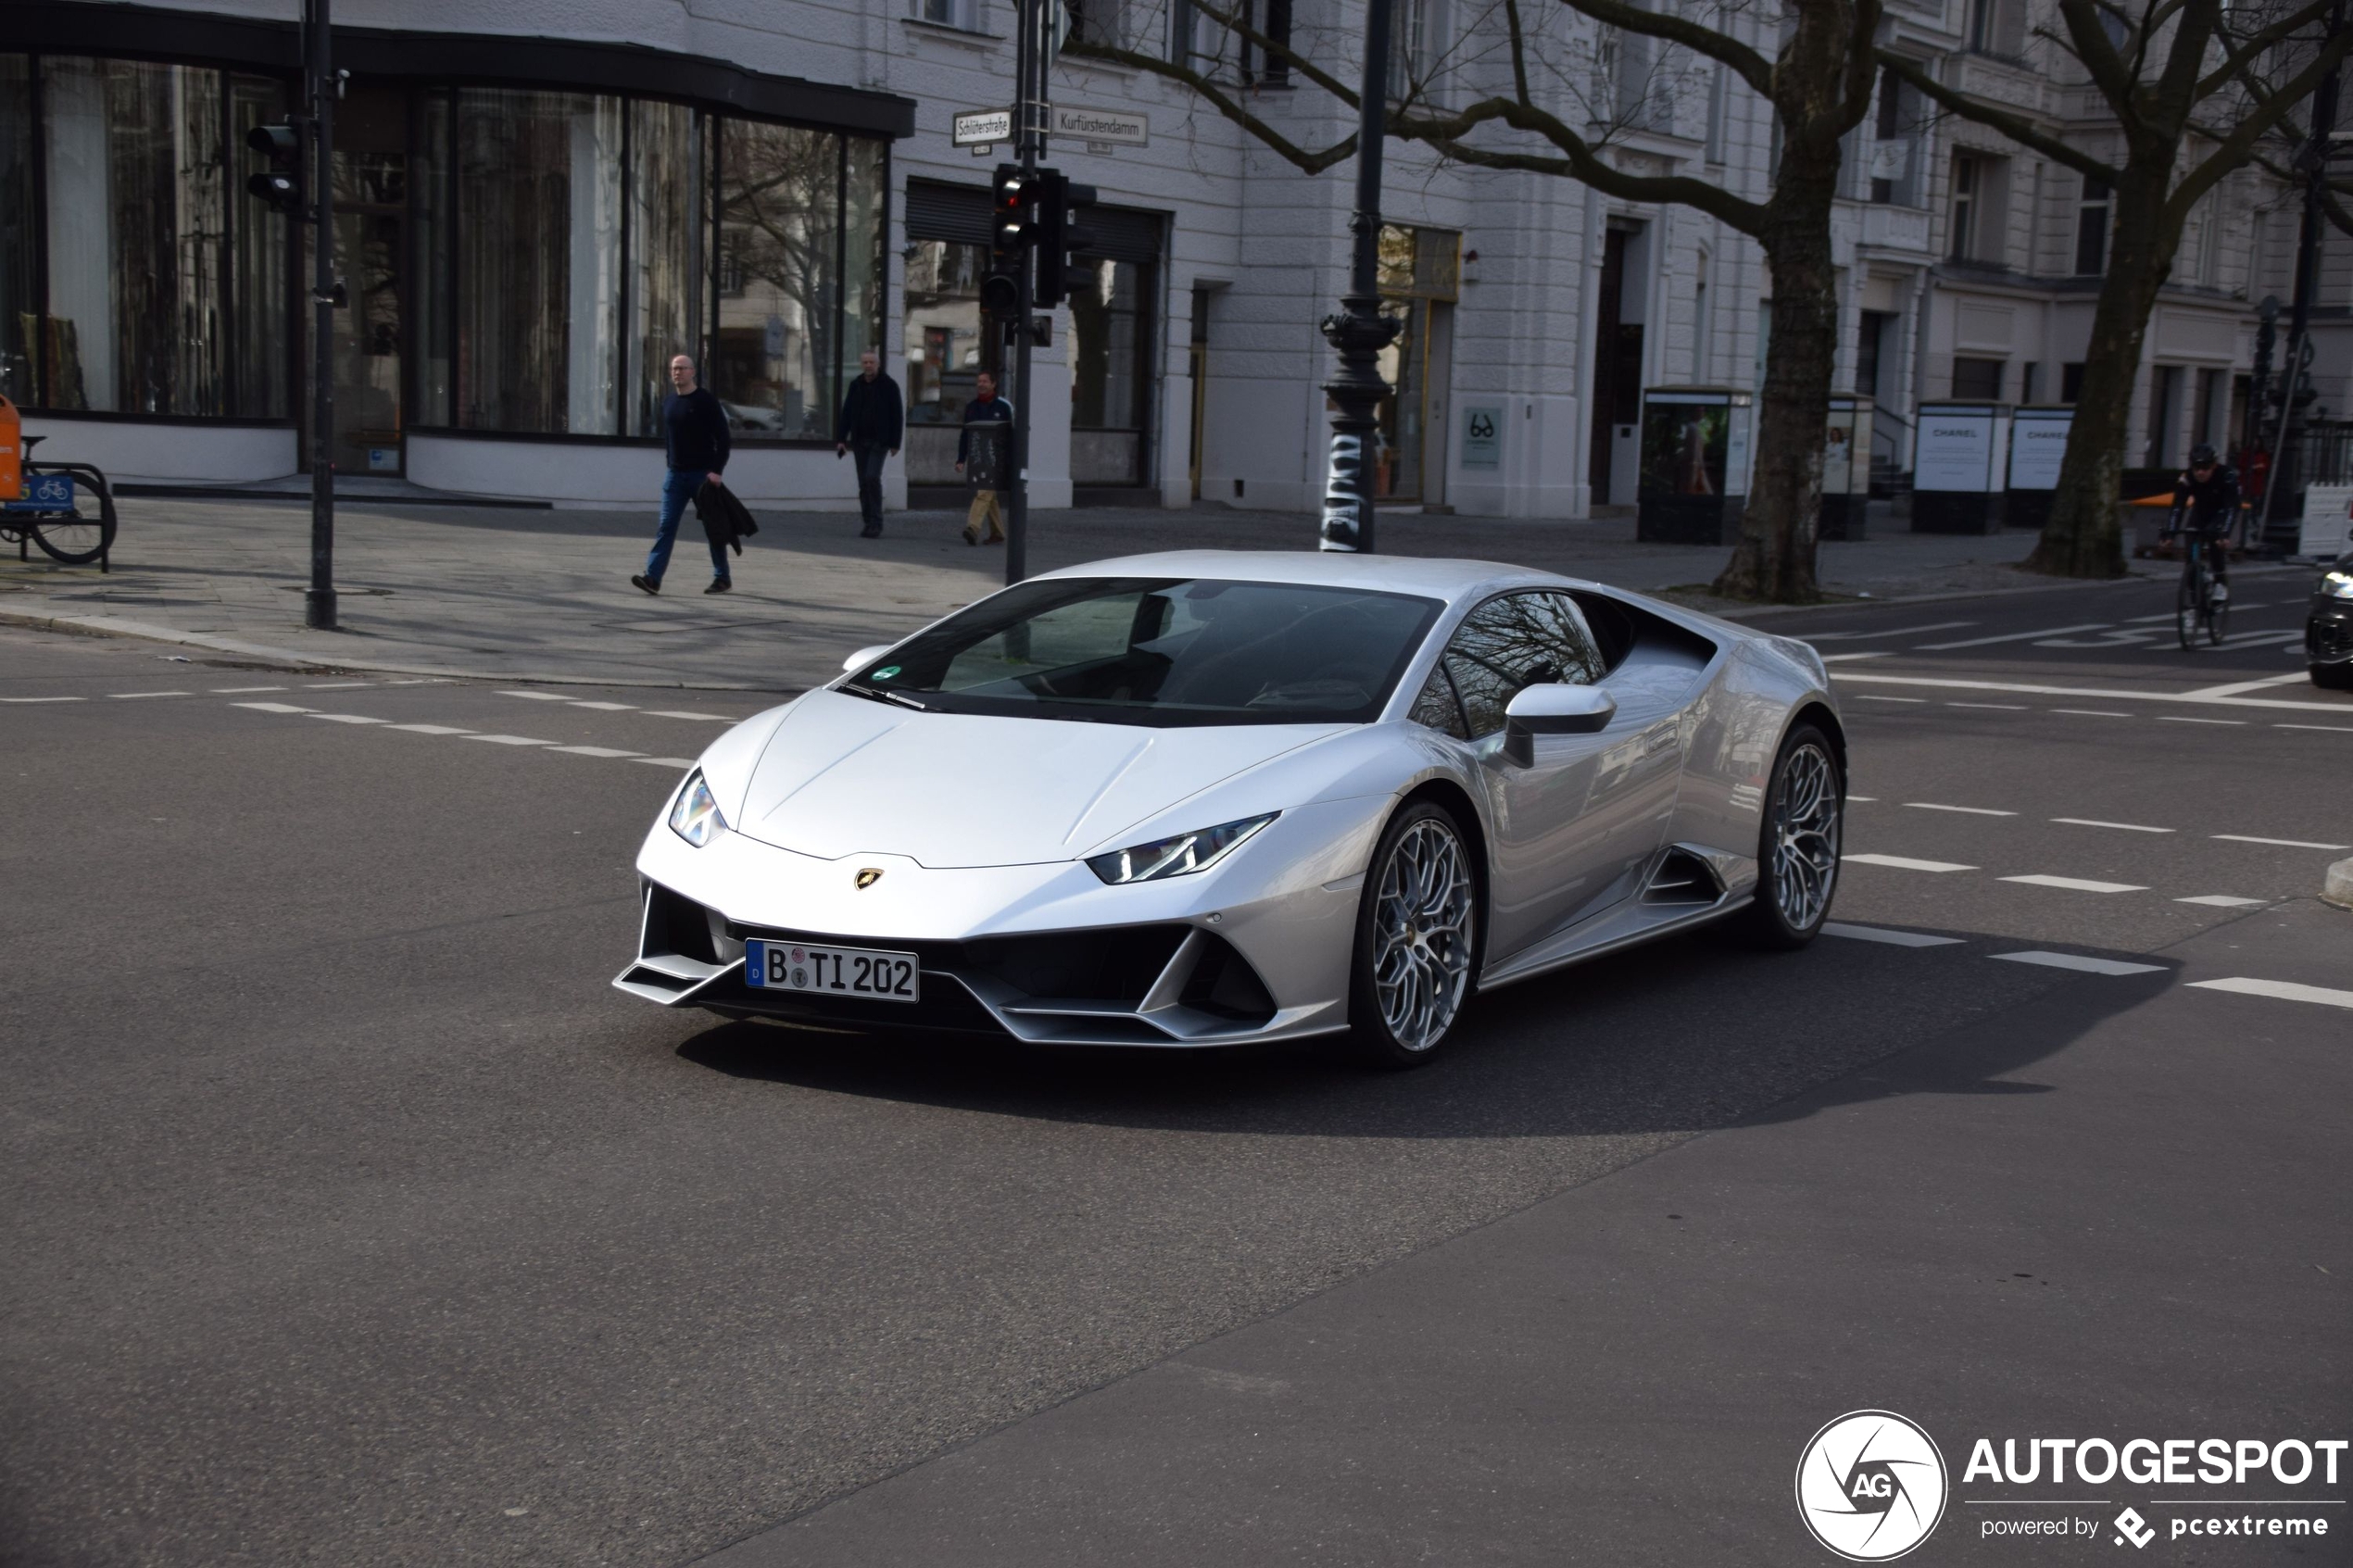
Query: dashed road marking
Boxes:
[
  {"xmin": 1992, "ymin": 951, "xmax": 2167, "ymax": 976},
  {"xmin": 1854, "ymin": 695, "xmax": 1929, "ymax": 704},
  {"xmin": 2277, "ymin": 723, "xmax": 2353, "ymax": 734},
  {"xmin": 2050, "ymin": 709, "xmax": 2133, "ymax": 718},
  {"xmin": 2214, "ymin": 834, "xmax": 2350, "ymax": 850},
  {"xmin": 387, "ymin": 723, "xmax": 473, "ymax": 735},
  {"xmin": 2051, "ymin": 818, "xmax": 2173, "ymax": 834},
  {"xmin": 570, "ymin": 700, "xmax": 636, "ymax": 711},
  {"xmin": 547, "ymin": 745, "xmax": 643, "ymax": 759},
  {"xmin": 1905, "ymin": 802, "xmax": 2016, "ymax": 816},
  {"xmin": 1796, "ymin": 621, "xmax": 1977, "ymax": 641},
  {"xmin": 2187, "ymin": 977, "xmax": 2353, "ymax": 1010},
  {"xmin": 233, "ymin": 701, "xmax": 312, "ymax": 714},
  {"xmin": 1821, "ymin": 922, "xmax": 1966, "ymax": 947},
  {"xmin": 2000, "ymin": 874, "xmax": 2148, "ymax": 894},
  {"xmin": 2157, "ymin": 715, "xmax": 2246, "ymax": 726},
  {"xmin": 1847, "ymin": 853, "xmax": 1979, "ymax": 872},
  {"xmin": 308, "ymin": 713, "xmax": 388, "ymax": 725},
  {"xmin": 1834, "ymin": 671, "xmax": 2353, "ymax": 714},
  {"xmin": 631, "ymin": 757, "xmax": 698, "ymax": 768},
  {"xmin": 1818, "ymin": 651, "xmax": 1892, "ymax": 663},
  {"xmin": 498, "ymin": 691, "xmax": 572, "ymax": 701},
  {"xmin": 1946, "ymin": 701, "xmax": 2028, "ymax": 710},
  {"xmin": 1, "ymin": 696, "xmax": 83, "ymax": 703},
  {"xmin": 2184, "ymin": 671, "xmax": 2320, "ymax": 698},
  {"xmin": 108, "ymin": 690, "xmax": 189, "ymax": 699},
  {"xmin": 1919, "ymin": 623, "xmax": 2112, "ymax": 649},
  {"xmin": 466, "ymin": 734, "xmax": 557, "ymax": 746},
  {"xmin": 210, "ymin": 685, "xmax": 284, "ymax": 694},
  {"xmin": 2175, "ymin": 895, "xmax": 2266, "ymax": 908},
  {"xmin": 645, "ymin": 709, "xmax": 739, "ymax": 722},
  {"xmin": 304, "ymin": 681, "xmax": 372, "ymax": 690}
]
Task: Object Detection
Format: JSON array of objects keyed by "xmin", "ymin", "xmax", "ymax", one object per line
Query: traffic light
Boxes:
[
  {"xmin": 982, "ymin": 162, "xmax": 1032, "ymax": 316},
  {"xmin": 1033, "ymin": 171, "xmax": 1100, "ymax": 310},
  {"xmin": 245, "ymin": 121, "xmax": 304, "ymax": 217}
]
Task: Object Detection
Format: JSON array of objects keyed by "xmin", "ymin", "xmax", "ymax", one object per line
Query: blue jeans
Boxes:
[{"xmin": 645, "ymin": 469, "xmax": 730, "ymax": 586}]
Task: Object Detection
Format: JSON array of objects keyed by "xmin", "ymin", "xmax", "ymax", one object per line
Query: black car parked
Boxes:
[{"xmin": 2311, "ymin": 541, "xmax": 2353, "ymax": 690}]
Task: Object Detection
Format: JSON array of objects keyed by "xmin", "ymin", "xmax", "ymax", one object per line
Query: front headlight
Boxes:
[
  {"xmin": 667, "ymin": 770, "xmax": 726, "ymax": 847},
  {"xmin": 2323, "ymin": 570, "xmax": 2353, "ymax": 600},
  {"xmin": 1087, "ymin": 813, "xmax": 1277, "ymax": 884}
]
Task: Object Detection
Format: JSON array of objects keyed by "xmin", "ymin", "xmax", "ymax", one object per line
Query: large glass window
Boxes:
[
  {"xmin": 626, "ymin": 100, "xmax": 698, "ymax": 437},
  {"xmin": 455, "ymin": 89, "xmax": 621, "ymax": 434},
  {"xmin": 0, "ymin": 56, "xmax": 35, "ymax": 406},
  {"xmin": 711, "ymin": 119, "xmax": 837, "ymax": 439},
  {"xmin": 844, "ymin": 136, "xmax": 888, "ymax": 395},
  {"xmin": 229, "ymin": 75, "xmax": 291, "ymax": 419},
  {"xmin": 903, "ymin": 239, "xmax": 988, "ymax": 423},
  {"xmin": 1069, "ymin": 257, "xmax": 1153, "ymax": 484}
]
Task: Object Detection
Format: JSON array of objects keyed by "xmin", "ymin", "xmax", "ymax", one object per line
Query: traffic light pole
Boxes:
[
  {"xmin": 2256, "ymin": 0, "xmax": 2343, "ymax": 553},
  {"xmin": 1005, "ymin": 0, "xmax": 1041, "ymax": 585},
  {"xmin": 304, "ymin": 0, "xmax": 338, "ymax": 629},
  {"xmin": 1317, "ymin": 0, "xmax": 1399, "ymax": 553}
]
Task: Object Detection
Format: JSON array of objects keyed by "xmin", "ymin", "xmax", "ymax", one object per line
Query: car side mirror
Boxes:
[
  {"xmin": 1503, "ymin": 684, "xmax": 1617, "ymax": 767},
  {"xmin": 842, "ymin": 644, "xmax": 893, "ymax": 674}
]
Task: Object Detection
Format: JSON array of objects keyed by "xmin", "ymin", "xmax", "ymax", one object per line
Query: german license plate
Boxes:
[{"xmin": 744, "ymin": 939, "xmax": 919, "ymax": 1003}]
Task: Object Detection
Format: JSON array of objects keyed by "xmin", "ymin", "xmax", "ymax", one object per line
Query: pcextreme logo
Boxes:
[{"xmin": 1796, "ymin": 1410, "xmax": 1952, "ymax": 1561}]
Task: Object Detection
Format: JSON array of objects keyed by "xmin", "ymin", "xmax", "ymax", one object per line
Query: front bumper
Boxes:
[
  {"xmin": 612, "ymin": 799, "xmax": 1389, "ymax": 1047},
  {"xmin": 2309, "ymin": 601, "xmax": 2353, "ymax": 666}
]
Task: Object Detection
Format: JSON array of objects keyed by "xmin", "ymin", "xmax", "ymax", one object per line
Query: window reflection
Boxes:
[
  {"xmin": 1069, "ymin": 256, "xmax": 1150, "ymax": 483},
  {"xmin": 1441, "ymin": 593, "xmax": 1604, "ymax": 738},
  {"xmin": 712, "ymin": 119, "xmax": 837, "ymax": 439},
  {"xmin": 627, "ymin": 100, "xmax": 698, "ymax": 437}
]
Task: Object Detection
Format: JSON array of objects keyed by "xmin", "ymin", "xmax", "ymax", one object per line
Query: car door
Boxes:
[{"xmin": 1427, "ymin": 591, "xmax": 1680, "ymax": 958}]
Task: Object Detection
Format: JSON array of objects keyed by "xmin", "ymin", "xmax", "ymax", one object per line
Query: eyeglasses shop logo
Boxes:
[{"xmin": 1796, "ymin": 1411, "xmax": 1951, "ymax": 1562}]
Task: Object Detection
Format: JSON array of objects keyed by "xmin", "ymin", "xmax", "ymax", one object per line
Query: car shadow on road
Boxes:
[{"xmin": 674, "ymin": 924, "xmax": 2173, "ymax": 1144}]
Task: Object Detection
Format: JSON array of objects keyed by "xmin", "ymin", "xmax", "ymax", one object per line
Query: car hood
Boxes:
[{"xmin": 731, "ymin": 689, "xmax": 1346, "ymax": 867}]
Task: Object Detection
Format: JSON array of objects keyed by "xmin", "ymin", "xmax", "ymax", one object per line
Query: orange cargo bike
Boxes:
[{"xmin": 0, "ymin": 394, "xmax": 117, "ymax": 571}]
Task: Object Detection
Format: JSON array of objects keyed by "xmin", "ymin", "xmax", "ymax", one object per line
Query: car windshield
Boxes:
[{"xmin": 843, "ymin": 576, "xmax": 1445, "ymax": 727}]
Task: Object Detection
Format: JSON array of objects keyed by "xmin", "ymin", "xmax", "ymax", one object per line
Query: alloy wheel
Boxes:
[
  {"xmin": 1769, "ymin": 740, "xmax": 1841, "ymax": 933},
  {"xmin": 1371, "ymin": 817, "xmax": 1476, "ymax": 1053}
]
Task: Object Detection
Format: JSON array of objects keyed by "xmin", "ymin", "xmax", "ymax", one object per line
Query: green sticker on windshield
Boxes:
[{"xmin": 872, "ymin": 665, "xmax": 901, "ymax": 681}]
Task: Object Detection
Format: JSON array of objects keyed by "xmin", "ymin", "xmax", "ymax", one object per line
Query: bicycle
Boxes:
[
  {"xmin": 2164, "ymin": 505, "xmax": 2227, "ymax": 650},
  {"xmin": 3, "ymin": 434, "xmax": 118, "ymax": 571}
]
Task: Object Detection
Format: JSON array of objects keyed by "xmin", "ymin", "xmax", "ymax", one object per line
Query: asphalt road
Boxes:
[{"xmin": 3, "ymin": 564, "xmax": 2347, "ymax": 1567}]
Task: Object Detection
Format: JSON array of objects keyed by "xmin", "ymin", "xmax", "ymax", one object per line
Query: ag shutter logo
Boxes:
[{"xmin": 1796, "ymin": 1410, "xmax": 1951, "ymax": 1562}]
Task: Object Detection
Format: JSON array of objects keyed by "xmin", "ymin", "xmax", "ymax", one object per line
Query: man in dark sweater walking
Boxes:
[
  {"xmin": 632, "ymin": 354, "xmax": 733, "ymax": 596},
  {"xmin": 836, "ymin": 349, "xmax": 904, "ymax": 539}
]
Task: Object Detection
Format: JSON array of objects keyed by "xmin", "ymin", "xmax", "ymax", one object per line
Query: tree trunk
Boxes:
[
  {"xmin": 2025, "ymin": 167, "xmax": 2178, "ymax": 578},
  {"xmin": 1713, "ymin": 188, "xmax": 1839, "ymax": 602}
]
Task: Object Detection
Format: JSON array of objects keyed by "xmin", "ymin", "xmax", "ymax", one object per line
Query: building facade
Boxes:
[{"xmin": 0, "ymin": 0, "xmax": 2302, "ymax": 513}]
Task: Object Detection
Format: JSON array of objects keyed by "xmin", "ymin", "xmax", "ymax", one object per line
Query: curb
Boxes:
[
  {"xmin": 2326, "ymin": 859, "xmax": 2353, "ymax": 911},
  {"xmin": 0, "ymin": 608, "xmax": 786, "ymax": 693}
]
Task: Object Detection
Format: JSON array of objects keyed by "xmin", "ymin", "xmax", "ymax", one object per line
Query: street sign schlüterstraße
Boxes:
[{"xmin": 953, "ymin": 109, "xmax": 1014, "ymax": 146}]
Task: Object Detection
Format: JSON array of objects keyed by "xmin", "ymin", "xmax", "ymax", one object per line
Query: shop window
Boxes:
[
  {"xmin": 711, "ymin": 119, "xmax": 839, "ymax": 441},
  {"xmin": 902, "ymin": 240, "xmax": 988, "ymax": 423},
  {"xmin": 0, "ymin": 56, "xmax": 36, "ymax": 406},
  {"xmin": 844, "ymin": 138, "xmax": 888, "ymax": 395},
  {"xmin": 626, "ymin": 100, "xmax": 698, "ymax": 438},
  {"xmin": 455, "ymin": 89, "xmax": 623, "ymax": 435},
  {"xmin": 1951, "ymin": 357, "xmax": 2004, "ymax": 400},
  {"xmin": 1069, "ymin": 257, "xmax": 1151, "ymax": 483}
]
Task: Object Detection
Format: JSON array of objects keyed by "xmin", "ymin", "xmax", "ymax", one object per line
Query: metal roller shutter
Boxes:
[{"xmin": 904, "ymin": 180, "xmax": 992, "ymax": 245}]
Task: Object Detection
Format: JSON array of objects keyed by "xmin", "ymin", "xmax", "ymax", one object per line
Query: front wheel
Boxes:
[
  {"xmin": 26, "ymin": 468, "xmax": 116, "ymax": 566},
  {"xmin": 1348, "ymin": 800, "xmax": 1480, "ymax": 1069},
  {"xmin": 1729, "ymin": 722, "xmax": 1843, "ymax": 949},
  {"xmin": 2314, "ymin": 661, "xmax": 2353, "ymax": 692},
  {"xmin": 2207, "ymin": 577, "xmax": 2229, "ymax": 646}
]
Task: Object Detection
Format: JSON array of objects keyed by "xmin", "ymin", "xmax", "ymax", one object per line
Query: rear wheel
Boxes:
[
  {"xmin": 2313, "ymin": 661, "xmax": 2353, "ymax": 692},
  {"xmin": 26, "ymin": 468, "xmax": 115, "ymax": 566},
  {"xmin": 2207, "ymin": 574, "xmax": 2228, "ymax": 646},
  {"xmin": 1730, "ymin": 722, "xmax": 1843, "ymax": 949},
  {"xmin": 2176, "ymin": 571, "xmax": 2201, "ymax": 651},
  {"xmin": 1348, "ymin": 800, "xmax": 1479, "ymax": 1069}
]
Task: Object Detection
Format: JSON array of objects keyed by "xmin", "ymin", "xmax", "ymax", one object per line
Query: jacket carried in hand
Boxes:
[{"xmin": 694, "ymin": 479, "xmax": 760, "ymax": 556}]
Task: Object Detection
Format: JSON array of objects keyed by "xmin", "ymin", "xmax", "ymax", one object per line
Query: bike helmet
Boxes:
[{"xmin": 2189, "ymin": 444, "xmax": 2219, "ymax": 466}]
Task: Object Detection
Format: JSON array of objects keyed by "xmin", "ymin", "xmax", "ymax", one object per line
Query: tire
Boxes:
[
  {"xmin": 2176, "ymin": 573, "xmax": 2200, "ymax": 652},
  {"xmin": 2313, "ymin": 661, "xmax": 2353, "ymax": 692},
  {"xmin": 28, "ymin": 469, "xmax": 116, "ymax": 566},
  {"xmin": 2208, "ymin": 579, "xmax": 2228, "ymax": 646},
  {"xmin": 1347, "ymin": 799, "xmax": 1480, "ymax": 1069},
  {"xmin": 1729, "ymin": 722, "xmax": 1843, "ymax": 950}
]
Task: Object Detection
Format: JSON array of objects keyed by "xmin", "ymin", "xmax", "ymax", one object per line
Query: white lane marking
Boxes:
[
  {"xmin": 645, "ymin": 709, "xmax": 739, "ymax": 722},
  {"xmin": 465, "ymin": 734, "xmax": 557, "ymax": 746},
  {"xmin": 1833, "ymin": 672, "xmax": 2353, "ymax": 714},
  {"xmin": 1818, "ymin": 651, "xmax": 1893, "ymax": 662},
  {"xmin": 1919, "ymin": 623, "xmax": 2112, "ymax": 649},
  {"xmin": 570, "ymin": 700, "xmax": 636, "ymax": 711},
  {"xmin": 2277, "ymin": 723, "xmax": 2353, "ymax": 734},
  {"xmin": 1992, "ymin": 951, "xmax": 2166, "ymax": 976},
  {"xmin": 2214, "ymin": 834, "xmax": 2351, "ymax": 850},
  {"xmin": 2173, "ymin": 677, "xmax": 2306, "ymax": 700},
  {"xmin": 1904, "ymin": 802, "xmax": 2016, "ymax": 816},
  {"xmin": 2157, "ymin": 715, "xmax": 2246, "ymax": 726},
  {"xmin": 303, "ymin": 681, "xmax": 371, "ymax": 690},
  {"xmin": 2187, "ymin": 977, "xmax": 2353, "ymax": 1010},
  {"xmin": 630, "ymin": 756, "xmax": 699, "ymax": 768},
  {"xmin": 2175, "ymin": 895, "xmax": 2267, "ymax": 907},
  {"xmin": 232, "ymin": 701, "xmax": 312, "ymax": 714},
  {"xmin": 2051, "ymin": 818, "xmax": 2173, "ymax": 834},
  {"xmin": 1847, "ymin": 853, "xmax": 1979, "ymax": 872},
  {"xmin": 1946, "ymin": 701, "xmax": 2028, "ymax": 710},
  {"xmin": 380, "ymin": 678, "xmax": 447, "ymax": 686},
  {"xmin": 1795, "ymin": 621, "xmax": 1977, "ymax": 641},
  {"xmin": 1822, "ymin": 922, "xmax": 1966, "ymax": 947},
  {"xmin": 210, "ymin": 684, "xmax": 284, "ymax": 694},
  {"xmin": 1847, "ymin": 795, "xmax": 1878, "ymax": 802},
  {"xmin": 1854, "ymin": 695, "xmax": 1929, "ymax": 704},
  {"xmin": 2050, "ymin": 709, "xmax": 2133, "ymax": 718},
  {"xmin": 1, "ymin": 696, "xmax": 84, "ymax": 703},
  {"xmin": 547, "ymin": 745, "xmax": 644, "ymax": 759},
  {"xmin": 498, "ymin": 690, "xmax": 572, "ymax": 701},
  {"xmin": 387, "ymin": 723, "xmax": 474, "ymax": 734},
  {"xmin": 2120, "ymin": 610, "xmax": 2190, "ymax": 623},
  {"xmin": 308, "ymin": 713, "xmax": 388, "ymax": 725},
  {"xmin": 2000, "ymin": 874, "xmax": 2148, "ymax": 893},
  {"xmin": 108, "ymin": 690, "xmax": 189, "ymax": 699}
]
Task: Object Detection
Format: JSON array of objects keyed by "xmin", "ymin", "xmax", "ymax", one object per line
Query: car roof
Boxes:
[{"xmin": 1032, "ymin": 549, "xmax": 1568, "ymax": 607}]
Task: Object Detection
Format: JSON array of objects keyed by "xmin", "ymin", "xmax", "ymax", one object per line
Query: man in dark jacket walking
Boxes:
[
  {"xmin": 633, "ymin": 354, "xmax": 734, "ymax": 596},
  {"xmin": 956, "ymin": 370, "xmax": 1014, "ymax": 546},
  {"xmin": 836, "ymin": 350, "xmax": 904, "ymax": 539}
]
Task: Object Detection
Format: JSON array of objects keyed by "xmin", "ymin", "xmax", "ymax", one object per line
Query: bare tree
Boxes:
[
  {"xmin": 1881, "ymin": 1, "xmax": 2351, "ymax": 578},
  {"xmin": 1076, "ymin": 0, "xmax": 1882, "ymax": 603}
]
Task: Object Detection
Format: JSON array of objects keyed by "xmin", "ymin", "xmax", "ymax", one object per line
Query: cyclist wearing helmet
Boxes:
[{"xmin": 2171, "ymin": 444, "xmax": 2240, "ymax": 593}]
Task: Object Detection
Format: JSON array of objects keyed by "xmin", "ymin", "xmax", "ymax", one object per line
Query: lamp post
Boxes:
[{"xmin": 1317, "ymin": 0, "xmax": 1400, "ymax": 553}]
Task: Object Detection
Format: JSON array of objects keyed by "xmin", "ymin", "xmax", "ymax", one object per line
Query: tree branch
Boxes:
[
  {"xmin": 1877, "ymin": 51, "xmax": 2121, "ymax": 181},
  {"xmin": 2166, "ymin": 22, "xmax": 2353, "ymax": 220},
  {"xmin": 2196, "ymin": 0, "xmax": 2335, "ymax": 101},
  {"xmin": 1547, "ymin": 0, "xmax": 1777, "ymax": 97},
  {"xmin": 1062, "ymin": 42, "xmax": 1358, "ymax": 171},
  {"xmin": 1409, "ymin": 94, "xmax": 1769, "ymax": 229}
]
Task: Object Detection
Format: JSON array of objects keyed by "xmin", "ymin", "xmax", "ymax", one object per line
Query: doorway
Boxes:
[
  {"xmin": 1188, "ymin": 284, "xmax": 1211, "ymax": 500},
  {"xmin": 1588, "ymin": 223, "xmax": 1647, "ymax": 507},
  {"xmin": 331, "ymin": 85, "xmax": 409, "ymax": 476}
]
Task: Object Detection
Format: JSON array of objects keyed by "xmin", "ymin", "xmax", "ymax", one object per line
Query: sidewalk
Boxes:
[{"xmin": 0, "ymin": 495, "xmax": 2133, "ymax": 690}]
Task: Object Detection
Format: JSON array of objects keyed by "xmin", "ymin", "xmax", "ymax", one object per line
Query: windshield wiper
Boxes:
[{"xmin": 840, "ymin": 683, "xmax": 926, "ymax": 711}]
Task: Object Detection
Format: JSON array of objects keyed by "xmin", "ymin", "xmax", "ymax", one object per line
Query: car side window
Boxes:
[
  {"xmin": 1441, "ymin": 592, "xmax": 1605, "ymax": 738},
  {"xmin": 1407, "ymin": 664, "xmax": 1469, "ymax": 739}
]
